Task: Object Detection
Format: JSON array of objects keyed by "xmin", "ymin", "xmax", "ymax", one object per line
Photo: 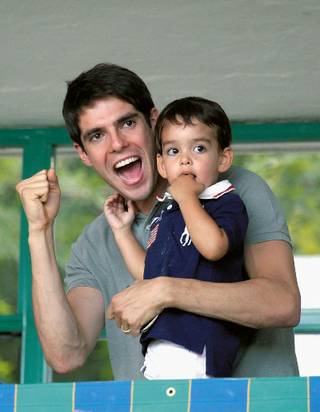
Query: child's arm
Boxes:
[
  {"xmin": 104, "ymin": 193, "xmax": 146, "ymax": 280},
  {"xmin": 169, "ymin": 175, "xmax": 229, "ymax": 261}
]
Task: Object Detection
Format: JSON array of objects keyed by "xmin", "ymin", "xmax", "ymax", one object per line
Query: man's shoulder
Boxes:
[
  {"xmin": 223, "ymin": 165, "xmax": 267, "ymax": 188},
  {"xmin": 81, "ymin": 213, "xmax": 108, "ymax": 235},
  {"xmin": 76, "ymin": 212, "xmax": 147, "ymax": 249},
  {"xmin": 222, "ymin": 165, "xmax": 276, "ymax": 201},
  {"xmin": 73, "ymin": 213, "xmax": 110, "ymax": 249}
]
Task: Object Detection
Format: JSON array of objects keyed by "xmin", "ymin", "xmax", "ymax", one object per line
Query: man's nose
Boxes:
[{"xmin": 108, "ymin": 130, "xmax": 128, "ymax": 152}]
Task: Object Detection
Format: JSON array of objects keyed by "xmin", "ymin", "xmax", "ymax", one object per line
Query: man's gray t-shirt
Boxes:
[{"xmin": 65, "ymin": 165, "xmax": 299, "ymax": 380}]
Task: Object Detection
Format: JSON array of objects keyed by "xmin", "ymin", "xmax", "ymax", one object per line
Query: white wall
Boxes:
[
  {"xmin": 295, "ymin": 256, "xmax": 320, "ymax": 376},
  {"xmin": 0, "ymin": 0, "xmax": 319, "ymax": 127}
]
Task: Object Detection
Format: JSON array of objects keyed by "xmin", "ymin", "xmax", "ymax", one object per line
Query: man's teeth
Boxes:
[{"xmin": 115, "ymin": 157, "xmax": 139, "ymax": 169}]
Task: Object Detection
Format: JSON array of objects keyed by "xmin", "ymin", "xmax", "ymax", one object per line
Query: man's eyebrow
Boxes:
[
  {"xmin": 115, "ymin": 111, "xmax": 139, "ymax": 125},
  {"xmin": 80, "ymin": 112, "xmax": 140, "ymax": 142}
]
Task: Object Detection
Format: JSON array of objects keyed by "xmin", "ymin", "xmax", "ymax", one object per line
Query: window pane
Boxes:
[
  {"xmin": 235, "ymin": 151, "xmax": 320, "ymax": 306},
  {"xmin": 295, "ymin": 335, "xmax": 320, "ymax": 376},
  {"xmin": 235, "ymin": 149, "xmax": 320, "ymax": 376},
  {"xmin": 295, "ymin": 256, "xmax": 320, "ymax": 309},
  {"xmin": 0, "ymin": 153, "xmax": 21, "ymax": 315},
  {"xmin": 0, "ymin": 152, "xmax": 22, "ymax": 384},
  {"xmin": 0, "ymin": 335, "xmax": 21, "ymax": 383},
  {"xmin": 234, "ymin": 150, "xmax": 320, "ymax": 255}
]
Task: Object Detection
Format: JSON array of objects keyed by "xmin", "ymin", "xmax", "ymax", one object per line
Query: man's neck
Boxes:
[{"xmin": 135, "ymin": 177, "xmax": 167, "ymax": 215}]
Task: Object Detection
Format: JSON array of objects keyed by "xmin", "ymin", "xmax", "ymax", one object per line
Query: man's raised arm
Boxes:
[{"xmin": 16, "ymin": 169, "xmax": 104, "ymax": 372}]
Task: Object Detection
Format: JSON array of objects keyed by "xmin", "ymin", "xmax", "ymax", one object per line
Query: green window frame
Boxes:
[{"xmin": 1, "ymin": 123, "xmax": 320, "ymax": 383}]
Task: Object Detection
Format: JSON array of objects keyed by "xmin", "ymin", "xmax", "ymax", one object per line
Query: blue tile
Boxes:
[
  {"xmin": 190, "ymin": 378, "xmax": 248, "ymax": 412},
  {"xmin": 310, "ymin": 377, "xmax": 320, "ymax": 412},
  {"xmin": 75, "ymin": 381, "xmax": 131, "ymax": 412},
  {"xmin": 0, "ymin": 384, "xmax": 15, "ymax": 412}
]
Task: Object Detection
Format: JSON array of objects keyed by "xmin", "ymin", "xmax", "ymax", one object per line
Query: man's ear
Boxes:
[
  {"xmin": 156, "ymin": 153, "xmax": 167, "ymax": 179},
  {"xmin": 74, "ymin": 143, "xmax": 93, "ymax": 166},
  {"xmin": 218, "ymin": 147, "xmax": 233, "ymax": 173},
  {"xmin": 150, "ymin": 108, "xmax": 159, "ymax": 129}
]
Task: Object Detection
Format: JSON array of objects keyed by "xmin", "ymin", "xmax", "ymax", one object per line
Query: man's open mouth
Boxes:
[{"xmin": 114, "ymin": 156, "xmax": 143, "ymax": 184}]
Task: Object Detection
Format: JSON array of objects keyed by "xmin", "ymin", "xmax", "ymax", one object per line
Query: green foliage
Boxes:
[
  {"xmin": 234, "ymin": 151, "xmax": 320, "ymax": 254},
  {"xmin": 0, "ymin": 336, "xmax": 20, "ymax": 383},
  {"xmin": 0, "ymin": 258, "xmax": 17, "ymax": 312},
  {"xmin": 0, "ymin": 158, "xmax": 21, "ymax": 260},
  {"xmin": 0, "ymin": 300, "xmax": 12, "ymax": 315},
  {"xmin": 0, "ymin": 359, "xmax": 15, "ymax": 381},
  {"xmin": 0, "ymin": 157, "xmax": 20, "ymax": 318}
]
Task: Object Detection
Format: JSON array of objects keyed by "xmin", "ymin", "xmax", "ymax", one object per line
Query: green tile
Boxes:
[
  {"xmin": 16, "ymin": 383, "xmax": 73, "ymax": 412},
  {"xmin": 132, "ymin": 380, "xmax": 190, "ymax": 412},
  {"xmin": 249, "ymin": 377, "xmax": 308, "ymax": 412}
]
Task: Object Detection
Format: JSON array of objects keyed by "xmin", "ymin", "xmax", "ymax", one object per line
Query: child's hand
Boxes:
[
  {"xmin": 169, "ymin": 174, "xmax": 204, "ymax": 204},
  {"xmin": 104, "ymin": 193, "xmax": 135, "ymax": 232}
]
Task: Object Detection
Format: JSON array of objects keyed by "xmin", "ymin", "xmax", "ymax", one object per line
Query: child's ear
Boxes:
[
  {"xmin": 156, "ymin": 153, "xmax": 167, "ymax": 179},
  {"xmin": 74, "ymin": 143, "xmax": 93, "ymax": 166},
  {"xmin": 218, "ymin": 147, "xmax": 233, "ymax": 173}
]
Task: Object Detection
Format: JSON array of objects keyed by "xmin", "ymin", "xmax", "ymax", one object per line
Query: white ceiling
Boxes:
[{"xmin": 0, "ymin": 0, "xmax": 319, "ymax": 128}]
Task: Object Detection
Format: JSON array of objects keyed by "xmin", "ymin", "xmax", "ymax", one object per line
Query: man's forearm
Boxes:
[
  {"xmin": 29, "ymin": 227, "xmax": 90, "ymax": 372},
  {"xmin": 163, "ymin": 241, "xmax": 300, "ymax": 329},
  {"xmin": 163, "ymin": 276, "xmax": 297, "ymax": 329}
]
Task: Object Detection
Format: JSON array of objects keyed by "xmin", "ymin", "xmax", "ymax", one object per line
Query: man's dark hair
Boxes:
[
  {"xmin": 62, "ymin": 63, "xmax": 155, "ymax": 148},
  {"xmin": 154, "ymin": 96, "xmax": 232, "ymax": 153}
]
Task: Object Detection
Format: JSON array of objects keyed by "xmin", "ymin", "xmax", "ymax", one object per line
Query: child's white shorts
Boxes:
[{"xmin": 142, "ymin": 339, "xmax": 210, "ymax": 379}]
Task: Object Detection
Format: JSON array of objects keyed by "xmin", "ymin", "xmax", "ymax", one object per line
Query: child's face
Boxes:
[{"xmin": 157, "ymin": 117, "xmax": 232, "ymax": 188}]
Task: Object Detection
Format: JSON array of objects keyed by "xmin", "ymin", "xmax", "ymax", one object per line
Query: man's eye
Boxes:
[
  {"xmin": 194, "ymin": 145, "xmax": 206, "ymax": 153},
  {"xmin": 123, "ymin": 119, "xmax": 136, "ymax": 128},
  {"xmin": 89, "ymin": 132, "xmax": 102, "ymax": 142},
  {"xmin": 167, "ymin": 147, "xmax": 178, "ymax": 156}
]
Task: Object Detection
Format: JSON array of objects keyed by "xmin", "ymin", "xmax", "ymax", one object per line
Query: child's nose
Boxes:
[{"xmin": 180, "ymin": 155, "xmax": 192, "ymax": 165}]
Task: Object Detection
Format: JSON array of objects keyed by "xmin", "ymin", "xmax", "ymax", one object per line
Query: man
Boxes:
[{"xmin": 16, "ymin": 63, "xmax": 300, "ymax": 380}]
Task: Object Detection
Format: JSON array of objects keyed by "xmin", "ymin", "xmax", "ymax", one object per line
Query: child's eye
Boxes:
[
  {"xmin": 194, "ymin": 145, "xmax": 206, "ymax": 153},
  {"xmin": 167, "ymin": 147, "xmax": 179, "ymax": 156}
]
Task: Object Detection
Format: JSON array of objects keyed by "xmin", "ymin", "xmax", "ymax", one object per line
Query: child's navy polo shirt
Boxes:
[{"xmin": 140, "ymin": 181, "xmax": 251, "ymax": 377}]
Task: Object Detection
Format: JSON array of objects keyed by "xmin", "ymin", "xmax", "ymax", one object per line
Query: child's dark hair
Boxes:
[
  {"xmin": 154, "ymin": 96, "xmax": 232, "ymax": 153},
  {"xmin": 62, "ymin": 63, "xmax": 155, "ymax": 148}
]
